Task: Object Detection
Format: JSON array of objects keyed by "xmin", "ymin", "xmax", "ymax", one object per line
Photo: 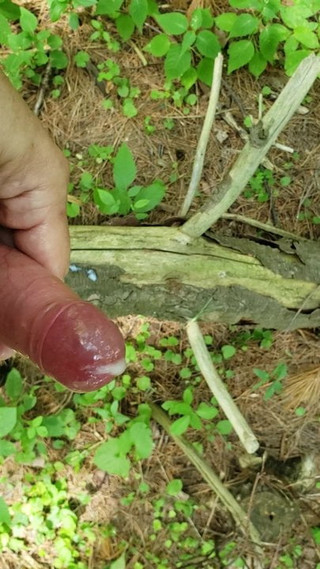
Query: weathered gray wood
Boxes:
[
  {"xmin": 181, "ymin": 54, "xmax": 320, "ymax": 238},
  {"xmin": 67, "ymin": 226, "xmax": 320, "ymax": 330}
]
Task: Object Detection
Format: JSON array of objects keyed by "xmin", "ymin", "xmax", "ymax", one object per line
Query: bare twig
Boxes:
[
  {"xmin": 180, "ymin": 54, "xmax": 320, "ymax": 239},
  {"xmin": 221, "ymin": 213, "xmax": 306, "ymax": 240},
  {"xmin": 150, "ymin": 402, "xmax": 262, "ymax": 545},
  {"xmin": 186, "ymin": 320, "xmax": 259, "ymax": 454},
  {"xmin": 130, "ymin": 42, "xmax": 148, "ymax": 66},
  {"xmin": 33, "ymin": 62, "xmax": 52, "ymax": 116},
  {"xmin": 179, "ymin": 53, "xmax": 223, "ymax": 217}
]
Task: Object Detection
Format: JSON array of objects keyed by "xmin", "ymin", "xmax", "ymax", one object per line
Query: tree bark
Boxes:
[{"xmin": 67, "ymin": 226, "xmax": 320, "ymax": 331}]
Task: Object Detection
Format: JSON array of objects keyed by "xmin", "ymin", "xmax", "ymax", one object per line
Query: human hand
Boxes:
[
  {"xmin": 0, "ymin": 71, "xmax": 69, "ymax": 359},
  {"xmin": 0, "ymin": 73, "xmax": 126, "ymax": 391}
]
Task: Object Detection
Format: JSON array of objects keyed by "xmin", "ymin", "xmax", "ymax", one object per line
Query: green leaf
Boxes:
[
  {"xmin": 285, "ymin": 49, "xmax": 310, "ymax": 75},
  {"xmin": 0, "ymin": 440, "xmax": 16, "ymax": 457},
  {"xmin": 0, "ymin": 497, "xmax": 11, "ymax": 527},
  {"xmin": 227, "ymin": 40, "xmax": 255, "ymax": 73},
  {"xmin": 113, "ymin": 143, "xmax": 136, "ymax": 190},
  {"xmin": 195, "ymin": 30, "xmax": 221, "ymax": 58},
  {"xmin": 136, "ymin": 376, "xmax": 151, "ymax": 391},
  {"xmin": 156, "ymin": 12, "xmax": 188, "ymax": 35},
  {"xmin": 132, "ymin": 181, "xmax": 165, "ymax": 212},
  {"xmin": 261, "ymin": 0, "xmax": 281, "ymax": 21},
  {"xmin": 170, "ymin": 415, "xmax": 190, "ymax": 436},
  {"xmin": 0, "ymin": 407, "xmax": 17, "ymax": 437},
  {"xmin": 116, "ymin": 14, "xmax": 135, "ymax": 41},
  {"xmin": 215, "ymin": 12, "xmax": 237, "ymax": 32},
  {"xmin": 273, "ymin": 362, "xmax": 287, "ymax": 381},
  {"xmin": 50, "ymin": 50, "xmax": 68, "ymax": 69},
  {"xmin": 69, "ymin": 12, "xmax": 79, "ymax": 30},
  {"xmin": 47, "ymin": 34, "xmax": 63, "ymax": 49},
  {"xmin": 165, "ymin": 43, "xmax": 191, "ymax": 80},
  {"xmin": 248, "ymin": 50, "xmax": 267, "ymax": 76},
  {"xmin": 111, "ymin": 188, "xmax": 131, "ymax": 215},
  {"xmin": 48, "ymin": 0, "xmax": 68, "ymax": 22},
  {"xmin": 20, "ymin": 7, "xmax": 37, "ymax": 33},
  {"xmin": 162, "ymin": 401, "xmax": 192, "ymax": 416},
  {"xmin": 67, "ymin": 202, "xmax": 80, "ymax": 218},
  {"xmin": 73, "ymin": 0, "xmax": 96, "ymax": 7},
  {"xmin": 216, "ymin": 420, "xmax": 233, "ymax": 436},
  {"xmin": 293, "ymin": 26, "xmax": 319, "ymax": 49},
  {"xmin": 259, "ymin": 24, "xmax": 289, "ymax": 62},
  {"xmin": 74, "ymin": 51, "xmax": 90, "ymax": 68},
  {"xmin": 181, "ymin": 67, "xmax": 197, "ymax": 89},
  {"xmin": 196, "ymin": 403, "xmax": 219, "ymax": 420},
  {"xmin": 94, "ymin": 188, "xmax": 118, "ymax": 214},
  {"xmin": 280, "ymin": 4, "xmax": 314, "ymax": 29},
  {"xmin": 166, "ymin": 479, "xmax": 183, "ymax": 496},
  {"xmin": 189, "ymin": 411, "xmax": 203, "ymax": 430},
  {"xmin": 197, "ymin": 57, "xmax": 214, "ymax": 86},
  {"xmin": 221, "ymin": 345, "xmax": 236, "ymax": 359},
  {"xmin": 181, "ymin": 30, "xmax": 196, "ymax": 53},
  {"xmin": 95, "ymin": 0, "xmax": 124, "ymax": 16},
  {"xmin": 229, "ymin": 14, "xmax": 259, "ymax": 38},
  {"xmin": 190, "ymin": 8, "xmax": 203, "ymax": 30},
  {"xmin": 42, "ymin": 409, "xmax": 80, "ymax": 439},
  {"xmin": 5, "ymin": 368, "xmax": 23, "ymax": 400},
  {"xmin": 183, "ymin": 387, "xmax": 193, "ymax": 405},
  {"xmin": 229, "ymin": 0, "xmax": 262, "ymax": 8},
  {"xmin": 133, "ymin": 199, "xmax": 149, "ymax": 209},
  {"xmin": 311, "ymin": 527, "xmax": 320, "ymax": 546},
  {"xmin": 110, "ymin": 553, "xmax": 126, "ymax": 569},
  {"xmin": 129, "ymin": 422, "xmax": 153, "ymax": 459},
  {"xmin": 0, "ymin": 0, "xmax": 20, "ymax": 19},
  {"xmin": 94, "ymin": 439, "xmax": 131, "ymax": 477},
  {"xmin": 129, "ymin": 0, "xmax": 148, "ymax": 31},
  {"xmin": 144, "ymin": 33, "xmax": 171, "ymax": 57},
  {"xmin": 122, "ymin": 98, "xmax": 137, "ymax": 118},
  {"xmin": 0, "ymin": 14, "xmax": 11, "ymax": 42},
  {"xmin": 198, "ymin": 8, "xmax": 213, "ymax": 28},
  {"xmin": 253, "ymin": 368, "xmax": 269, "ymax": 382}
]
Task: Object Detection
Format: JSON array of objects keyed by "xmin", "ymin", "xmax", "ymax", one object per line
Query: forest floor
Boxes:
[{"xmin": 1, "ymin": 0, "xmax": 320, "ymax": 568}]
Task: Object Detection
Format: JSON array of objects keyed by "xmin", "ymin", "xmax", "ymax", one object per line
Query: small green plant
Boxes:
[
  {"xmin": 89, "ymin": 18, "xmax": 120, "ymax": 51},
  {"xmin": 244, "ymin": 166, "xmax": 274, "ymax": 202},
  {"xmin": 0, "ymin": 7, "xmax": 68, "ymax": 88},
  {"xmin": 162, "ymin": 386, "xmax": 232, "ymax": 439},
  {"xmin": 297, "ymin": 197, "xmax": 320, "ymax": 224},
  {"xmin": 93, "ymin": 143, "xmax": 166, "ymax": 219},
  {"xmin": 236, "ymin": 327, "xmax": 274, "ymax": 350},
  {"xmin": 145, "ymin": 7, "xmax": 220, "ymax": 88},
  {"xmin": 252, "ymin": 362, "xmax": 288, "ymax": 400},
  {"xmin": 66, "ymin": 143, "xmax": 166, "ymax": 219},
  {"xmin": 93, "ymin": 402, "xmax": 153, "ymax": 477},
  {"xmin": 215, "ymin": 0, "xmax": 320, "ymax": 76}
]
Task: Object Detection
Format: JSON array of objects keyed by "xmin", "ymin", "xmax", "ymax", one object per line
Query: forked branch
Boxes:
[{"xmin": 180, "ymin": 54, "xmax": 320, "ymax": 239}]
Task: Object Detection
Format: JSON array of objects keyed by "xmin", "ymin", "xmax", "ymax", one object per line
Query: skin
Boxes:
[{"xmin": 0, "ymin": 70, "xmax": 70, "ymax": 359}]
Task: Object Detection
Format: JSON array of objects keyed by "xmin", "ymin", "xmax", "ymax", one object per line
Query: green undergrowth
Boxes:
[
  {"xmin": 0, "ymin": 0, "xmax": 319, "ymax": 222},
  {"xmin": 0, "ymin": 323, "xmax": 318, "ymax": 567}
]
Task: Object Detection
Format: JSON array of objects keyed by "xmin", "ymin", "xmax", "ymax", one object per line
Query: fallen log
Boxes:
[{"xmin": 67, "ymin": 226, "xmax": 320, "ymax": 331}]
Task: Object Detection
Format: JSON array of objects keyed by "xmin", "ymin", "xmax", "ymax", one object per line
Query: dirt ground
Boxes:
[{"xmin": 1, "ymin": 0, "xmax": 320, "ymax": 567}]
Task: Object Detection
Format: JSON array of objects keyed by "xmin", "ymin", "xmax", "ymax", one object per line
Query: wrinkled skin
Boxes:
[
  {"xmin": 0, "ymin": 72, "xmax": 126, "ymax": 390},
  {"xmin": 0, "ymin": 71, "xmax": 70, "ymax": 359}
]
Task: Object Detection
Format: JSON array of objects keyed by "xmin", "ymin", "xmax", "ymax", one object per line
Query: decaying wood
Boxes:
[
  {"xmin": 181, "ymin": 54, "xmax": 320, "ymax": 238},
  {"xmin": 67, "ymin": 226, "xmax": 320, "ymax": 330},
  {"xmin": 187, "ymin": 320, "xmax": 259, "ymax": 454},
  {"xmin": 66, "ymin": 56, "xmax": 320, "ymax": 332}
]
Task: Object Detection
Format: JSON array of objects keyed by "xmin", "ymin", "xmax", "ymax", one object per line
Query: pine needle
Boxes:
[{"xmin": 283, "ymin": 366, "xmax": 320, "ymax": 410}]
